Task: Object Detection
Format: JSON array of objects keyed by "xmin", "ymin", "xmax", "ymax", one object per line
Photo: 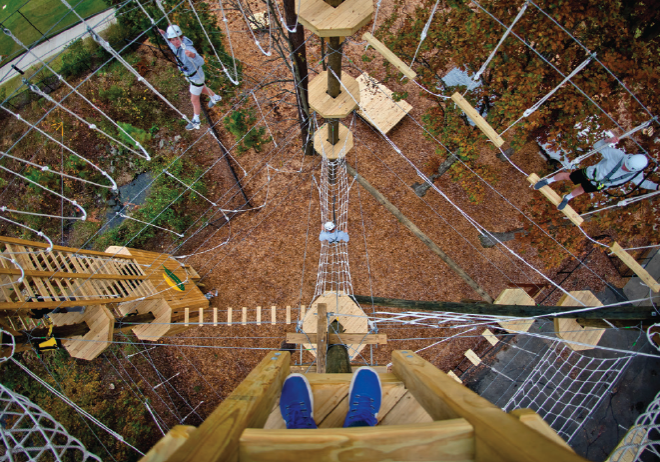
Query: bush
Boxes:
[
  {"xmin": 223, "ymin": 108, "xmax": 270, "ymax": 154},
  {"xmin": 99, "ymin": 84, "xmax": 124, "ymax": 101},
  {"xmin": 60, "ymin": 38, "xmax": 94, "ymax": 78},
  {"xmin": 117, "ymin": 122, "xmax": 152, "ymax": 148}
]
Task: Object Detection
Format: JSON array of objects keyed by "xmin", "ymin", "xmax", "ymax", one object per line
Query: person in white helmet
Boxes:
[
  {"xmin": 319, "ymin": 221, "xmax": 349, "ymax": 243},
  {"xmin": 534, "ymin": 135, "xmax": 658, "ymax": 210},
  {"xmin": 158, "ymin": 24, "xmax": 222, "ymax": 130}
]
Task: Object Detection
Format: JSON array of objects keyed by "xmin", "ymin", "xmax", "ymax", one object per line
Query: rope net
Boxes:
[
  {"xmin": 314, "ymin": 154, "xmax": 353, "ymax": 298},
  {"xmin": 0, "ymin": 383, "xmax": 102, "ymax": 462},
  {"xmin": 609, "ymin": 388, "xmax": 660, "ymax": 462}
]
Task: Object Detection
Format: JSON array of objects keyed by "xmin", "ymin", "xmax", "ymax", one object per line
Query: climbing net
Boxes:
[
  {"xmin": 0, "ymin": 382, "xmax": 102, "ymax": 462},
  {"xmin": 609, "ymin": 388, "xmax": 660, "ymax": 462}
]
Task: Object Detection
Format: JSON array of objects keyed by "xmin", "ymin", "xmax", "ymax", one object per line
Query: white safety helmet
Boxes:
[
  {"xmin": 165, "ymin": 25, "xmax": 183, "ymax": 39},
  {"xmin": 324, "ymin": 221, "xmax": 335, "ymax": 231},
  {"xmin": 625, "ymin": 154, "xmax": 648, "ymax": 172}
]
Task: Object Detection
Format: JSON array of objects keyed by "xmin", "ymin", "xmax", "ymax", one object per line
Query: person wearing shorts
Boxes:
[
  {"xmin": 159, "ymin": 25, "xmax": 222, "ymax": 130},
  {"xmin": 534, "ymin": 135, "xmax": 658, "ymax": 210}
]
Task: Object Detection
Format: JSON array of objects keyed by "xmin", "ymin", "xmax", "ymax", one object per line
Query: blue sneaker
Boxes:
[
  {"xmin": 343, "ymin": 367, "xmax": 382, "ymax": 427},
  {"xmin": 280, "ymin": 373, "xmax": 317, "ymax": 429},
  {"xmin": 534, "ymin": 178, "xmax": 549, "ymax": 190},
  {"xmin": 558, "ymin": 195, "xmax": 571, "ymax": 211}
]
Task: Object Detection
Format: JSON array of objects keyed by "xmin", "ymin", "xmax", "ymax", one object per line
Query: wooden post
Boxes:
[
  {"xmin": 327, "ymin": 319, "xmax": 351, "ymax": 373},
  {"xmin": 346, "ymin": 164, "xmax": 494, "ymax": 303},
  {"xmin": 316, "ymin": 303, "xmax": 328, "ymax": 373}
]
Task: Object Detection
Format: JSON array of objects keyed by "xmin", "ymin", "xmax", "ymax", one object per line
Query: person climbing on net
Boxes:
[
  {"xmin": 318, "ymin": 221, "xmax": 349, "ymax": 244},
  {"xmin": 158, "ymin": 25, "xmax": 222, "ymax": 131},
  {"xmin": 279, "ymin": 367, "xmax": 381, "ymax": 429},
  {"xmin": 534, "ymin": 135, "xmax": 658, "ymax": 210}
]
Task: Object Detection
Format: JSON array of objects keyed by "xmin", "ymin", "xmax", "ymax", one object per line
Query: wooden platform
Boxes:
[
  {"xmin": 356, "ymin": 73, "xmax": 412, "ymax": 134},
  {"xmin": 313, "ymin": 123, "xmax": 354, "ymax": 158},
  {"xmin": 263, "ymin": 373, "xmax": 433, "ymax": 429},
  {"xmin": 554, "ymin": 291, "xmax": 605, "ymax": 351},
  {"xmin": 119, "ymin": 296, "xmax": 173, "ymax": 341},
  {"xmin": 494, "ymin": 288, "xmax": 535, "ymax": 333},
  {"xmin": 296, "ymin": 0, "xmax": 373, "ymax": 37},
  {"xmin": 302, "ymin": 293, "xmax": 368, "ymax": 360},
  {"xmin": 309, "ymin": 71, "xmax": 360, "ymax": 119},
  {"xmin": 49, "ymin": 305, "xmax": 114, "ymax": 360}
]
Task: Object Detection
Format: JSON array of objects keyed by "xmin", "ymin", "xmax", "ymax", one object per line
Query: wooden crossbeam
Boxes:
[
  {"xmin": 286, "ymin": 333, "xmax": 388, "ymax": 345},
  {"xmin": 527, "ymin": 173, "xmax": 584, "ymax": 226},
  {"xmin": 362, "ymin": 32, "xmax": 417, "ymax": 80},
  {"xmin": 451, "ymin": 93, "xmax": 505, "ymax": 148},
  {"xmin": 610, "ymin": 242, "xmax": 660, "ymax": 293},
  {"xmin": 316, "ymin": 303, "xmax": 328, "ymax": 374}
]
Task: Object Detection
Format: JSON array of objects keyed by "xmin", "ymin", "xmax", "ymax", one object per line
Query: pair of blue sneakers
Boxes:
[{"xmin": 280, "ymin": 367, "xmax": 382, "ymax": 429}]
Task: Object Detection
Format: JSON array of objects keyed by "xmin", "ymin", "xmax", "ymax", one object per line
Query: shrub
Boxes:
[
  {"xmin": 117, "ymin": 122, "xmax": 152, "ymax": 148},
  {"xmin": 223, "ymin": 108, "xmax": 270, "ymax": 154}
]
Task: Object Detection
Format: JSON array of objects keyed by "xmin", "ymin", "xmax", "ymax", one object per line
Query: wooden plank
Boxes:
[
  {"xmin": 379, "ymin": 390, "xmax": 434, "ymax": 426},
  {"xmin": 199, "ymin": 308, "xmax": 204, "ymax": 327},
  {"xmin": 228, "ymin": 308, "xmax": 232, "ymax": 326},
  {"xmin": 0, "ymin": 236, "xmax": 134, "ymax": 260},
  {"xmin": 606, "ymin": 426, "xmax": 647, "ymax": 462},
  {"xmin": 451, "ymin": 92, "xmax": 504, "ymax": 148},
  {"xmin": 184, "ymin": 308, "xmax": 189, "ymax": 327},
  {"xmin": 494, "ymin": 289, "xmax": 535, "ymax": 333},
  {"xmin": 464, "ymin": 349, "xmax": 481, "ymax": 366},
  {"xmin": 554, "ymin": 291, "xmax": 605, "ymax": 351},
  {"xmin": 509, "ymin": 409, "xmax": 573, "ymax": 452},
  {"xmin": 271, "ymin": 306, "xmax": 276, "ymax": 325},
  {"xmin": 240, "ymin": 420, "xmax": 475, "ymax": 462},
  {"xmin": 286, "ymin": 333, "xmax": 388, "ymax": 345},
  {"xmin": 316, "ymin": 303, "xmax": 327, "ymax": 374},
  {"xmin": 356, "ymin": 73, "xmax": 413, "ymax": 134},
  {"xmin": 139, "ymin": 426, "xmax": 196, "ymax": 462},
  {"xmin": 362, "ymin": 32, "xmax": 416, "ymax": 80},
  {"xmin": 308, "ymin": 72, "xmax": 359, "ymax": 119},
  {"xmin": 610, "ymin": 242, "xmax": 660, "ymax": 292},
  {"xmin": 300, "ymin": 305, "xmax": 306, "ymax": 321},
  {"xmin": 295, "ymin": 0, "xmax": 373, "ymax": 38},
  {"xmin": 256, "ymin": 306, "xmax": 261, "ymax": 326},
  {"xmin": 482, "ymin": 329, "xmax": 498, "ymax": 346},
  {"xmin": 448, "ymin": 370, "xmax": 463, "ymax": 383},
  {"xmin": 392, "ymin": 350, "xmax": 588, "ymax": 462},
  {"xmin": 242, "ymin": 307, "xmax": 247, "ymax": 326},
  {"xmin": 526, "ymin": 173, "xmax": 584, "ymax": 226},
  {"xmin": 213, "ymin": 308, "xmax": 217, "ymax": 326},
  {"xmin": 286, "ymin": 305, "xmax": 291, "ymax": 324},
  {"xmin": 165, "ymin": 351, "xmax": 290, "ymax": 462}
]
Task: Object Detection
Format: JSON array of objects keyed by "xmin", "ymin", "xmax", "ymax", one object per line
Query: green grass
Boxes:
[{"xmin": 0, "ymin": 0, "xmax": 109, "ymax": 66}]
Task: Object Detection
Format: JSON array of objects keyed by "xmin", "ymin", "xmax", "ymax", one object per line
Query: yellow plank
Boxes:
[
  {"xmin": 295, "ymin": 0, "xmax": 373, "ymax": 38},
  {"xmin": 199, "ymin": 308, "xmax": 204, "ymax": 327},
  {"xmin": 313, "ymin": 123, "xmax": 354, "ymax": 159},
  {"xmin": 240, "ymin": 420, "xmax": 475, "ymax": 462},
  {"xmin": 555, "ymin": 291, "xmax": 605, "ymax": 351},
  {"xmin": 286, "ymin": 333, "xmax": 388, "ymax": 345},
  {"xmin": 451, "ymin": 92, "xmax": 504, "ymax": 148},
  {"xmin": 362, "ymin": 32, "xmax": 417, "ymax": 80},
  {"xmin": 242, "ymin": 307, "xmax": 247, "ymax": 326},
  {"xmin": 184, "ymin": 308, "xmax": 189, "ymax": 327},
  {"xmin": 482, "ymin": 329, "xmax": 498, "ymax": 346},
  {"xmin": 606, "ymin": 425, "xmax": 647, "ymax": 462},
  {"xmin": 494, "ymin": 289, "xmax": 535, "ymax": 333},
  {"xmin": 392, "ymin": 350, "xmax": 588, "ymax": 462},
  {"xmin": 256, "ymin": 306, "xmax": 262, "ymax": 326},
  {"xmin": 139, "ymin": 426, "xmax": 196, "ymax": 462},
  {"xmin": 527, "ymin": 173, "xmax": 584, "ymax": 226},
  {"xmin": 610, "ymin": 242, "xmax": 660, "ymax": 292},
  {"xmin": 165, "ymin": 351, "xmax": 290, "ymax": 462},
  {"xmin": 509, "ymin": 409, "xmax": 573, "ymax": 452},
  {"xmin": 228, "ymin": 307, "xmax": 232, "ymax": 326},
  {"xmin": 379, "ymin": 390, "xmax": 434, "ymax": 426},
  {"xmin": 213, "ymin": 308, "xmax": 217, "ymax": 326},
  {"xmin": 300, "ymin": 305, "xmax": 306, "ymax": 321},
  {"xmin": 286, "ymin": 305, "xmax": 291, "ymax": 324},
  {"xmin": 271, "ymin": 306, "xmax": 276, "ymax": 325},
  {"xmin": 308, "ymin": 72, "xmax": 359, "ymax": 119},
  {"xmin": 464, "ymin": 349, "xmax": 481, "ymax": 366},
  {"xmin": 447, "ymin": 370, "xmax": 463, "ymax": 384}
]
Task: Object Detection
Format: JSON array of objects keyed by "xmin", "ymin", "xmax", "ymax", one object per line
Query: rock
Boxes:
[
  {"xmin": 159, "ymin": 139, "xmax": 165, "ymax": 149},
  {"xmin": 173, "ymin": 135, "xmax": 182, "ymax": 143}
]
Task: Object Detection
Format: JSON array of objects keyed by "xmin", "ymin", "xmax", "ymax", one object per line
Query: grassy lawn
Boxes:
[{"xmin": 0, "ymin": 0, "xmax": 109, "ymax": 65}]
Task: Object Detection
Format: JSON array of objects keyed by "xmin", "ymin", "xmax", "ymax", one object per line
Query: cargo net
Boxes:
[
  {"xmin": 0, "ymin": 383, "xmax": 101, "ymax": 461},
  {"xmin": 608, "ymin": 388, "xmax": 660, "ymax": 461},
  {"xmin": 314, "ymin": 155, "xmax": 353, "ymax": 298},
  {"xmin": 502, "ymin": 340, "xmax": 632, "ymax": 443}
]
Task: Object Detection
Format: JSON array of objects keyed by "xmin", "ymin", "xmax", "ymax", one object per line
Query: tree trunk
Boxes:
[
  {"xmin": 347, "ymin": 163, "xmax": 494, "ymax": 302},
  {"xmin": 411, "ymin": 154, "xmax": 459, "ymax": 197}
]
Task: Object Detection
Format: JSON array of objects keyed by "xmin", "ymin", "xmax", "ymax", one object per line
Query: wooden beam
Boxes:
[
  {"xmin": 256, "ymin": 306, "xmax": 261, "ymax": 326},
  {"xmin": 228, "ymin": 307, "xmax": 232, "ymax": 326},
  {"xmin": 362, "ymin": 32, "xmax": 417, "ymax": 80},
  {"xmin": 509, "ymin": 409, "xmax": 574, "ymax": 452},
  {"xmin": 0, "ymin": 236, "xmax": 135, "ymax": 260},
  {"xmin": 242, "ymin": 307, "xmax": 247, "ymax": 326},
  {"xmin": 286, "ymin": 305, "xmax": 291, "ymax": 324},
  {"xmin": 451, "ymin": 93, "xmax": 505, "ymax": 148},
  {"xmin": 610, "ymin": 242, "xmax": 660, "ymax": 292},
  {"xmin": 239, "ymin": 420, "xmax": 475, "ymax": 461},
  {"xmin": 0, "ymin": 267, "xmax": 147, "ymax": 281},
  {"xmin": 351, "ymin": 295, "xmax": 656, "ymax": 320},
  {"xmin": 213, "ymin": 308, "xmax": 217, "ymax": 326},
  {"xmin": 164, "ymin": 351, "xmax": 290, "ymax": 462},
  {"xmin": 286, "ymin": 333, "xmax": 388, "ymax": 345},
  {"xmin": 140, "ymin": 426, "xmax": 196, "ymax": 462},
  {"xmin": 271, "ymin": 306, "xmax": 276, "ymax": 325},
  {"xmin": 346, "ymin": 163, "xmax": 493, "ymax": 303},
  {"xmin": 527, "ymin": 173, "xmax": 584, "ymax": 226},
  {"xmin": 184, "ymin": 308, "xmax": 189, "ymax": 327},
  {"xmin": 199, "ymin": 308, "xmax": 204, "ymax": 327},
  {"xmin": 316, "ymin": 303, "xmax": 327, "ymax": 374},
  {"xmin": 392, "ymin": 350, "xmax": 587, "ymax": 462}
]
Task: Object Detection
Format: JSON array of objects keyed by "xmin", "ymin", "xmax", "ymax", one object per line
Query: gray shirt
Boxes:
[
  {"xmin": 165, "ymin": 36, "xmax": 205, "ymax": 85},
  {"xmin": 319, "ymin": 230, "xmax": 349, "ymax": 243},
  {"xmin": 585, "ymin": 141, "xmax": 657, "ymax": 190}
]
